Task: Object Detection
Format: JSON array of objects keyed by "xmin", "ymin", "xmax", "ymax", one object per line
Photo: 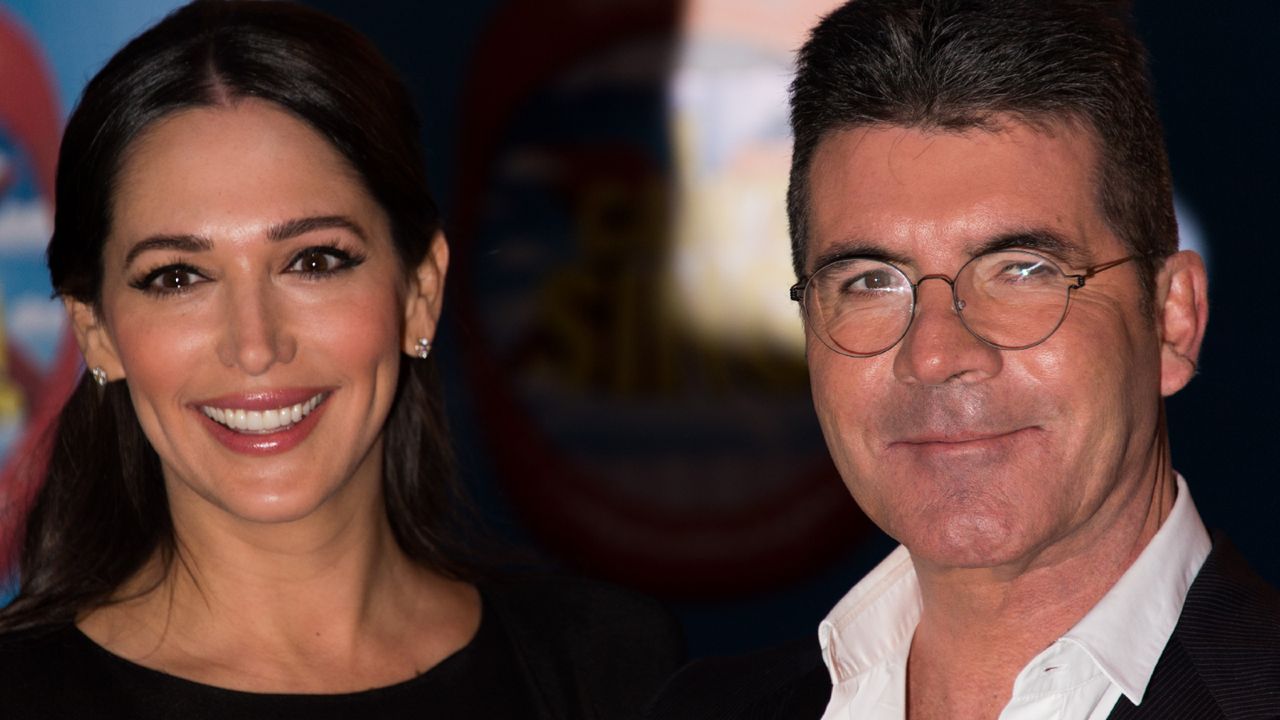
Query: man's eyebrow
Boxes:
[
  {"xmin": 966, "ymin": 229, "xmax": 1089, "ymax": 267},
  {"xmin": 123, "ymin": 234, "xmax": 213, "ymax": 268},
  {"xmin": 267, "ymin": 215, "xmax": 368, "ymax": 243},
  {"xmin": 808, "ymin": 240, "xmax": 913, "ymax": 274},
  {"xmin": 806, "ymin": 229, "xmax": 1090, "ymax": 276}
]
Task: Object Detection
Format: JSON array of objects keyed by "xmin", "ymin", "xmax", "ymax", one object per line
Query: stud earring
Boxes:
[
  {"xmin": 414, "ymin": 337, "xmax": 432, "ymax": 360},
  {"xmin": 90, "ymin": 366, "xmax": 108, "ymax": 387}
]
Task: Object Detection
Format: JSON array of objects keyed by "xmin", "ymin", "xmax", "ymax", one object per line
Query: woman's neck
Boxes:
[{"xmin": 76, "ymin": 486, "xmax": 479, "ymax": 693}]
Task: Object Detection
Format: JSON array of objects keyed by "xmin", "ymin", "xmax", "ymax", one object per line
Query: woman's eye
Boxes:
[
  {"xmin": 130, "ymin": 265, "xmax": 207, "ymax": 296},
  {"xmin": 158, "ymin": 269, "xmax": 195, "ymax": 289},
  {"xmin": 286, "ymin": 247, "xmax": 361, "ymax": 276}
]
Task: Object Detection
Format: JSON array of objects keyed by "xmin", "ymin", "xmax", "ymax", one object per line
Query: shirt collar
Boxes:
[
  {"xmin": 1058, "ymin": 474, "xmax": 1210, "ymax": 704},
  {"xmin": 818, "ymin": 544, "xmax": 918, "ymax": 684},
  {"xmin": 817, "ymin": 475, "xmax": 1210, "ymax": 703}
]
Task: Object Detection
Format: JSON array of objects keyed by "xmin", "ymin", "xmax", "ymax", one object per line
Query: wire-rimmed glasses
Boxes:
[{"xmin": 790, "ymin": 250, "xmax": 1135, "ymax": 357}]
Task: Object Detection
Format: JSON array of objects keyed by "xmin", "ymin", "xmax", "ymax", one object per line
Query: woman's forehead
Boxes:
[{"xmin": 107, "ymin": 100, "xmax": 385, "ymax": 254}]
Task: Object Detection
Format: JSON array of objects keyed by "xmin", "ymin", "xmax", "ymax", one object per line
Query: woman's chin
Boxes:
[{"xmin": 168, "ymin": 474, "xmax": 350, "ymax": 527}]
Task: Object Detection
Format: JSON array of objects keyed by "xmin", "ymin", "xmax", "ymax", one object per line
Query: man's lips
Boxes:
[{"xmin": 889, "ymin": 426, "xmax": 1038, "ymax": 448}]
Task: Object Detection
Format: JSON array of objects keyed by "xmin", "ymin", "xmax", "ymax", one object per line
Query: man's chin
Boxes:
[{"xmin": 894, "ymin": 514, "xmax": 1031, "ymax": 571}]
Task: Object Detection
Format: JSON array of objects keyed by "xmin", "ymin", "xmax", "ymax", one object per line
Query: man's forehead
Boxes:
[
  {"xmin": 803, "ymin": 117, "xmax": 1109, "ymax": 272},
  {"xmin": 812, "ymin": 113, "xmax": 1096, "ymax": 158}
]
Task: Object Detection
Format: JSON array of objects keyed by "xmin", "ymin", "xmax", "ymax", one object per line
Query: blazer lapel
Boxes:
[{"xmin": 1106, "ymin": 533, "xmax": 1280, "ymax": 719}]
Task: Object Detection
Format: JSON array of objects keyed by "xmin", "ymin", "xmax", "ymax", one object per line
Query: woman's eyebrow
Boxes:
[
  {"xmin": 268, "ymin": 215, "xmax": 367, "ymax": 243},
  {"xmin": 122, "ymin": 215, "xmax": 370, "ymax": 269},
  {"xmin": 123, "ymin": 234, "xmax": 212, "ymax": 268}
]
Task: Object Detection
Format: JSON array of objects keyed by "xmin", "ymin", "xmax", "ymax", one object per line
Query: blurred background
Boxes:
[{"xmin": 0, "ymin": 0, "xmax": 1275, "ymax": 658}]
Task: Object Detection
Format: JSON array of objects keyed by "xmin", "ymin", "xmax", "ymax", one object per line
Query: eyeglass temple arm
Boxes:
[{"xmin": 1068, "ymin": 255, "xmax": 1137, "ymax": 288}]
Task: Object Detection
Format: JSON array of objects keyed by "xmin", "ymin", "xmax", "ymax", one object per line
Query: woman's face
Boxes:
[{"xmin": 73, "ymin": 99, "xmax": 446, "ymax": 527}]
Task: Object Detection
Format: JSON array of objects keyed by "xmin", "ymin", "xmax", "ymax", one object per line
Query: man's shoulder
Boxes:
[
  {"xmin": 644, "ymin": 637, "xmax": 831, "ymax": 720},
  {"xmin": 1180, "ymin": 532, "xmax": 1280, "ymax": 629},
  {"xmin": 1161, "ymin": 533, "xmax": 1280, "ymax": 712},
  {"xmin": 1107, "ymin": 533, "xmax": 1280, "ymax": 718},
  {"xmin": 1177, "ymin": 532, "xmax": 1280, "ymax": 659}
]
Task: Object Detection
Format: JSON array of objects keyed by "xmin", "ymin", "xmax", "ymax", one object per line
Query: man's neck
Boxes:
[{"xmin": 904, "ymin": 455, "xmax": 1178, "ymax": 720}]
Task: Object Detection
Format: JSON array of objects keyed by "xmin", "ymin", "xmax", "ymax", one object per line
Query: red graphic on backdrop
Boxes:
[{"xmin": 0, "ymin": 7, "xmax": 79, "ymax": 574}]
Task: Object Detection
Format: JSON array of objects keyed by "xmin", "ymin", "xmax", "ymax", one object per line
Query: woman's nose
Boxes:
[{"xmin": 215, "ymin": 281, "xmax": 297, "ymax": 375}]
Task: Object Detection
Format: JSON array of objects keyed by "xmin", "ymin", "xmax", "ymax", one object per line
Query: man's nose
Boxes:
[
  {"xmin": 215, "ymin": 281, "xmax": 297, "ymax": 375},
  {"xmin": 892, "ymin": 275, "xmax": 1001, "ymax": 385}
]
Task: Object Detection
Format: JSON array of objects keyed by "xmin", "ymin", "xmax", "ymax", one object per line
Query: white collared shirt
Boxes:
[{"xmin": 818, "ymin": 475, "xmax": 1211, "ymax": 720}]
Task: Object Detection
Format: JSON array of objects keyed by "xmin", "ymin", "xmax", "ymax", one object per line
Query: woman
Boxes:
[{"xmin": 0, "ymin": 1, "xmax": 682, "ymax": 717}]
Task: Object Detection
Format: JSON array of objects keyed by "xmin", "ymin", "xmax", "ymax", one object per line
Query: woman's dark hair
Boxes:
[
  {"xmin": 788, "ymin": 0, "xmax": 1177, "ymax": 312},
  {"xmin": 1, "ymin": 0, "xmax": 471, "ymax": 631}
]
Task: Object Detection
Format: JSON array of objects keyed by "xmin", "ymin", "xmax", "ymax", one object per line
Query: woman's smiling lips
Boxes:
[{"xmin": 190, "ymin": 388, "xmax": 335, "ymax": 455}]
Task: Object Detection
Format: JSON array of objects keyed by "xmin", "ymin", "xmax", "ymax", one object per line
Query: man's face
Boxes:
[{"xmin": 804, "ymin": 119, "xmax": 1165, "ymax": 572}]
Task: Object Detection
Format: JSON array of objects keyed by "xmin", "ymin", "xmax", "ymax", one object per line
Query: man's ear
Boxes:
[
  {"xmin": 1155, "ymin": 250, "xmax": 1208, "ymax": 397},
  {"xmin": 402, "ymin": 230, "xmax": 450, "ymax": 354},
  {"xmin": 63, "ymin": 297, "xmax": 125, "ymax": 381}
]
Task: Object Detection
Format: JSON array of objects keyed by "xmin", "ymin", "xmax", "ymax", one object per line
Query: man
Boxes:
[{"xmin": 648, "ymin": 1, "xmax": 1280, "ymax": 718}]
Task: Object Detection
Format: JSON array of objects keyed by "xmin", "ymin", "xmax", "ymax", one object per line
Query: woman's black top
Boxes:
[{"xmin": 0, "ymin": 576, "xmax": 684, "ymax": 719}]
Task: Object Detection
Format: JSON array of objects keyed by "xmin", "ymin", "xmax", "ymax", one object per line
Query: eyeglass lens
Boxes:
[{"xmin": 805, "ymin": 250, "xmax": 1074, "ymax": 356}]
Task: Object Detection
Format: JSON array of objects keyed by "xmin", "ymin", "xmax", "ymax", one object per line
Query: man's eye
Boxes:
[
  {"xmin": 286, "ymin": 246, "xmax": 363, "ymax": 276},
  {"xmin": 997, "ymin": 261, "xmax": 1053, "ymax": 282},
  {"xmin": 844, "ymin": 269, "xmax": 902, "ymax": 292}
]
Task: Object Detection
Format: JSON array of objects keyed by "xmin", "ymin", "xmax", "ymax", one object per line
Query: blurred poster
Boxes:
[
  {"xmin": 451, "ymin": 0, "xmax": 856, "ymax": 595},
  {"xmin": 668, "ymin": 0, "xmax": 834, "ymax": 351},
  {"xmin": 0, "ymin": 5, "xmax": 59, "ymax": 480},
  {"xmin": 0, "ymin": 0, "xmax": 183, "ymax": 579}
]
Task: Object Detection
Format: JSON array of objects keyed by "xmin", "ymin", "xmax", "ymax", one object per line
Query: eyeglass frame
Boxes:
[{"xmin": 789, "ymin": 250, "xmax": 1138, "ymax": 358}]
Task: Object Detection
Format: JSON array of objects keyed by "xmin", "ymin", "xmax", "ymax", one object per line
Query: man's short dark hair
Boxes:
[{"xmin": 788, "ymin": 0, "xmax": 1176, "ymax": 305}]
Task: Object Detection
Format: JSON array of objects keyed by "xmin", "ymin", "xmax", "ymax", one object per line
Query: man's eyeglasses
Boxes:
[{"xmin": 789, "ymin": 250, "xmax": 1136, "ymax": 358}]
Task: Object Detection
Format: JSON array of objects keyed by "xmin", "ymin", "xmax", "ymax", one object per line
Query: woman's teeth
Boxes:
[{"xmin": 200, "ymin": 393, "xmax": 325, "ymax": 434}]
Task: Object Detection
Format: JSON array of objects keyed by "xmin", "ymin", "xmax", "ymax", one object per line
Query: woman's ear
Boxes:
[
  {"xmin": 1155, "ymin": 250, "xmax": 1209, "ymax": 397},
  {"xmin": 402, "ymin": 230, "xmax": 450, "ymax": 355},
  {"xmin": 64, "ymin": 297, "xmax": 126, "ymax": 381}
]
